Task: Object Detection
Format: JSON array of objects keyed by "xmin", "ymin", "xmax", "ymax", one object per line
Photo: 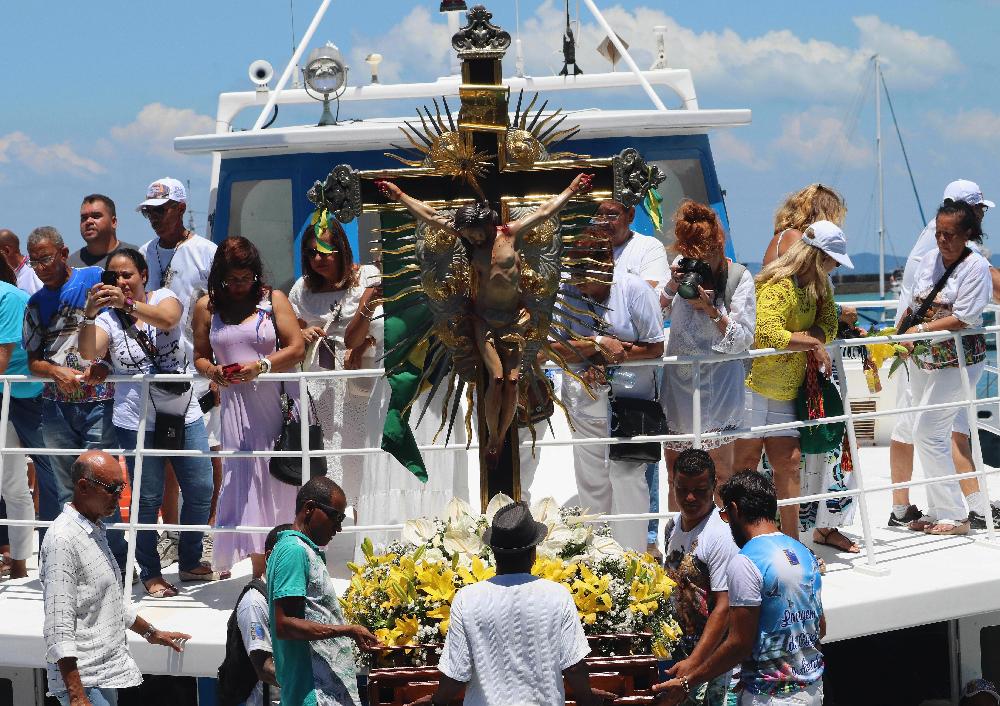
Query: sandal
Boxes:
[
  {"xmin": 144, "ymin": 579, "xmax": 179, "ymax": 598},
  {"xmin": 813, "ymin": 528, "xmax": 861, "ymax": 554},
  {"xmin": 925, "ymin": 520, "xmax": 970, "ymax": 536},
  {"xmin": 907, "ymin": 517, "xmax": 936, "ymax": 532}
]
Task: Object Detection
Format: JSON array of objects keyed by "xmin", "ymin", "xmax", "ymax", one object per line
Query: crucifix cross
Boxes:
[{"xmin": 308, "ymin": 4, "xmax": 663, "ymax": 510}]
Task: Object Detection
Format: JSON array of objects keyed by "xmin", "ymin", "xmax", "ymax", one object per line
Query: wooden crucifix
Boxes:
[{"xmin": 308, "ymin": 4, "xmax": 663, "ymax": 510}]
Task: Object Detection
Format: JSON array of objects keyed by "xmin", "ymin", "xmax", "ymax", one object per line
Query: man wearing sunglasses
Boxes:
[
  {"xmin": 268, "ymin": 476, "xmax": 384, "ymax": 706},
  {"xmin": 40, "ymin": 451, "xmax": 191, "ymax": 706},
  {"xmin": 654, "ymin": 471, "xmax": 826, "ymax": 706}
]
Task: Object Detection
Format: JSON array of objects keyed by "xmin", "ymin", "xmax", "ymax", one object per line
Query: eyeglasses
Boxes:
[
  {"xmin": 308, "ymin": 248, "xmax": 338, "ymax": 259},
  {"xmin": 311, "ymin": 500, "xmax": 346, "ymax": 525},
  {"xmin": 140, "ymin": 204, "xmax": 172, "ymax": 219},
  {"xmin": 28, "ymin": 254, "xmax": 58, "ymax": 268},
  {"xmin": 596, "ymin": 212, "xmax": 622, "ymax": 222},
  {"xmin": 222, "ymin": 275, "xmax": 258, "ymax": 288},
  {"xmin": 86, "ymin": 476, "xmax": 126, "ymax": 497}
]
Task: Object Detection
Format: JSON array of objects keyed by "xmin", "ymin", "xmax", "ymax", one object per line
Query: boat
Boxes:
[{"xmin": 1, "ymin": 4, "xmax": 999, "ymax": 705}]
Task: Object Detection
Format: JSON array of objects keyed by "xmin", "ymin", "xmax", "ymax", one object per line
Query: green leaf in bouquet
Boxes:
[
  {"xmin": 412, "ymin": 544, "xmax": 426, "ymax": 562},
  {"xmin": 362, "ymin": 537, "xmax": 374, "ymax": 560},
  {"xmin": 625, "ymin": 558, "xmax": 638, "ymax": 584},
  {"xmin": 887, "ymin": 355, "xmax": 908, "ymax": 380}
]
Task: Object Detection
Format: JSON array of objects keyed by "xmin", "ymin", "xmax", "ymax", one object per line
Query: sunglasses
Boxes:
[
  {"xmin": 141, "ymin": 204, "xmax": 172, "ymax": 218},
  {"xmin": 308, "ymin": 248, "xmax": 338, "ymax": 259},
  {"xmin": 86, "ymin": 476, "xmax": 126, "ymax": 497},
  {"xmin": 311, "ymin": 500, "xmax": 346, "ymax": 525}
]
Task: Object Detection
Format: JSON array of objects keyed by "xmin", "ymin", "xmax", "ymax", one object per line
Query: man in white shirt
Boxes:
[
  {"xmin": 662, "ymin": 449, "xmax": 739, "ymax": 706},
  {"xmin": 136, "ymin": 178, "xmax": 224, "ymax": 567},
  {"xmin": 0, "ymin": 228, "xmax": 43, "ymax": 294},
  {"xmin": 410, "ymin": 501, "xmax": 613, "ymax": 706},
  {"xmin": 889, "ymin": 179, "xmax": 1000, "ymax": 531},
  {"xmin": 40, "ymin": 450, "xmax": 190, "ymax": 706}
]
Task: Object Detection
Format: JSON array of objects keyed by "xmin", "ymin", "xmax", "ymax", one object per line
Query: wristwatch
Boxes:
[
  {"xmin": 123, "ymin": 296, "xmax": 136, "ymax": 314},
  {"xmin": 141, "ymin": 625, "xmax": 157, "ymax": 640},
  {"xmin": 257, "ymin": 357, "xmax": 272, "ymax": 375},
  {"xmin": 709, "ymin": 310, "xmax": 724, "ymax": 323}
]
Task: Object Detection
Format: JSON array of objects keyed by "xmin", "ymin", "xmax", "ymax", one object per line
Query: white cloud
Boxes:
[
  {"xmin": 350, "ymin": 4, "xmax": 961, "ymax": 101},
  {"xmin": 931, "ymin": 108, "xmax": 1000, "ymax": 143},
  {"xmin": 0, "ymin": 131, "xmax": 105, "ymax": 177},
  {"xmin": 110, "ymin": 103, "xmax": 214, "ymax": 161},
  {"xmin": 772, "ymin": 108, "xmax": 870, "ymax": 168},
  {"xmin": 713, "ymin": 131, "xmax": 770, "ymax": 171}
]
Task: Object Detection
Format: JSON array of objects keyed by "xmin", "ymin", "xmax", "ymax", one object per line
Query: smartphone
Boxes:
[
  {"xmin": 221, "ymin": 363, "xmax": 242, "ymax": 380},
  {"xmin": 101, "ymin": 270, "xmax": 118, "ymax": 287}
]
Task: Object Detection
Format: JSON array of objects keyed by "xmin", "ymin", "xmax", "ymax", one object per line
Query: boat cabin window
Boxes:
[
  {"xmin": 228, "ymin": 179, "xmax": 295, "ymax": 291},
  {"xmin": 650, "ymin": 157, "xmax": 710, "ymax": 251}
]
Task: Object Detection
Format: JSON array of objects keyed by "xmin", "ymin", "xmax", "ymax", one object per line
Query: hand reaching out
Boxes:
[{"xmin": 375, "ymin": 180, "xmax": 403, "ymax": 202}]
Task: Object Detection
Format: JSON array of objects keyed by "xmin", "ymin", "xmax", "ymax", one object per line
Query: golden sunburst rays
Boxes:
[{"xmin": 510, "ymin": 89, "xmax": 586, "ymax": 162}]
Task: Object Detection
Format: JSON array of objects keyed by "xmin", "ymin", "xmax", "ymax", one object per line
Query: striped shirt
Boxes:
[{"xmin": 40, "ymin": 504, "xmax": 142, "ymax": 694}]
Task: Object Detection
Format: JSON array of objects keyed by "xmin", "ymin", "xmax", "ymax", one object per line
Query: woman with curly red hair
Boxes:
[{"xmin": 659, "ymin": 201, "xmax": 756, "ymax": 506}]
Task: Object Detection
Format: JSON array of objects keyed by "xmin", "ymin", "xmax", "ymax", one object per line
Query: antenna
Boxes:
[
  {"xmin": 186, "ymin": 180, "xmax": 196, "ymax": 230},
  {"xmin": 289, "ymin": 0, "xmax": 302, "ymax": 89},
  {"xmin": 559, "ymin": 0, "xmax": 583, "ymax": 76},
  {"xmin": 650, "ymin": 26, "xmax": 668, "ymax": 69}
]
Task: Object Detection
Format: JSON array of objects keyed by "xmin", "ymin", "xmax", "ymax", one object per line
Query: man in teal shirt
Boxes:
[{"xmin": 268, "ymin": 477, "xmax": 382, "ymax": 706}]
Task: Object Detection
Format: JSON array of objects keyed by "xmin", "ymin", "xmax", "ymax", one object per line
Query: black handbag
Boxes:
[
  {"xmin": 608, "ymin": 393, "xmax": 667, "ymax": 463},
  {"xmin": 268, "ymin": 384, "xmax": 327, "ymax": 486}
]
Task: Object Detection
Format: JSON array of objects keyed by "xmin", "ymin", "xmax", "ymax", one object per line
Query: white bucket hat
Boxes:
[
  {"xmin": 802, "ymin": 220, "xmax": 854, "ymax": 269},
  {"xmin": 943, "ymin": 179, "xmax": 994, "ymax": 209}
]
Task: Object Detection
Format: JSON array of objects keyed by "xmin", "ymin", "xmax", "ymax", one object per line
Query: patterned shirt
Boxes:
[
  {"xmin": 23, "ymin": 267, "xmax": 114, "ymax": 403},
  {"xmin": 40, "ymin": 504, "xmax": 141, "ymax": 694},
  {"xmin": 727, "ymin": 532, "xmax": 824, "ymax": 695},
  {"xmin": 267, "ymin": 531, "xmax": 360, "ymax": 706}
]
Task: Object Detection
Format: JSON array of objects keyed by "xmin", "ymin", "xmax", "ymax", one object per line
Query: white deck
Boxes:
[{"xmin": 2, "ymin": 436, "xmax": 999, "ymax": 678}]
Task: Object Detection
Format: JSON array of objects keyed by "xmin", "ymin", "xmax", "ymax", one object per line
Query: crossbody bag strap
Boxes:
[{"xmin": 898, "ymin": 247, "xmax": 971, "ymax": 334}]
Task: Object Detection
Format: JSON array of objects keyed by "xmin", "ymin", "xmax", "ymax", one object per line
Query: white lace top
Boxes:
[{"xmin": 660, "ymin": 260, "xmax": 756, "ymax": 447}]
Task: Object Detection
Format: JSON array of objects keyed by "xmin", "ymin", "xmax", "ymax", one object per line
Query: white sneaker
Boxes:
[{"xmin": 157, "ymin": 531, "xmax": 179, "ymax": 568}]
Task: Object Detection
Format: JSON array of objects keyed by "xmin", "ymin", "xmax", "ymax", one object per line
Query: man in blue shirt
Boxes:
[
  {"xmin": 654, "ymin": 471, "xmax": 825, "ymax": 705},
  {"xmin": 23, "ymin": 227, "xmax": 121, "ymax": 561}
]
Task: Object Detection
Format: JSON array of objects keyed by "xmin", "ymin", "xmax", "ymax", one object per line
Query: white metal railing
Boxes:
[{"xmin": 1, "ymin": 300, "xmax": 999, "ymax": 590}]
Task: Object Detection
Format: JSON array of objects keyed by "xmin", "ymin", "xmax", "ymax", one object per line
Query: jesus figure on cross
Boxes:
[{"xmin": 375, "ymin": 172, "xmax": 593, "ymax": 467}]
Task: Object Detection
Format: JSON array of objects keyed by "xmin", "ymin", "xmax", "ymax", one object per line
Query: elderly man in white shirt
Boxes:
[
  {"xmin": 408, "ymin": 501, "xmax": 614, "ymax": 706},
  {"xmin": 40, "ymin": 450, "xmax": 190, "ymax": 706}
]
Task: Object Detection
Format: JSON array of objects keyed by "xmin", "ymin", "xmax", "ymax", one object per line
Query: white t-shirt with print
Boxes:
[
  {"xmin": 438, "ymin": 575, "xmax": 590, "ymax": 706},
  {"xmin": 236, "ymin": 586, "xmax": 280, "ymax": 706},
  {"xmin": 139, "ymin": 234, "xmax": 217, "ymax": 397},
  {"xmin": 613, "ymin": 231, "xmax": 669, "ymax": 287},
  {"xmin": 95, "ymin": 288, "xmax": 199, "ymax": 430},
  {"xmin": 665, "ymin": 507, "xmax": 739, "ymax": 593}
]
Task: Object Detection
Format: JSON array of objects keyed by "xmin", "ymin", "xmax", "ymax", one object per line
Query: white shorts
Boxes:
[
  {"xmin": 203, "ymin": 403, "xmax": 221, "ymax": 448},
  {"xmin": 746, "ymin": 391, "xmax": 799, "ymax": 439},
  {"xmin": 894, "ymin": 366, "xmax": 970, "ymax": 437}
]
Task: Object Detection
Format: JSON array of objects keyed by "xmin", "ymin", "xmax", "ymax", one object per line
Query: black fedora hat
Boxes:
[{"xmin": 483, "ymin": 501, "xmax": 548, "ymax": 554}]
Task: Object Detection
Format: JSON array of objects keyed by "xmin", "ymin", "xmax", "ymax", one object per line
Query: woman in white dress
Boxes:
[
  {"xmin": 287, "ymin": 222, "xmax": 379, "ymax": 507},
  {"xmin": 659, "ymin": 201, "xmax": 756, "ymax": 508},
  {"xmin": 345, "ymin": 275, "xmax": 469, "ymax": 553}
]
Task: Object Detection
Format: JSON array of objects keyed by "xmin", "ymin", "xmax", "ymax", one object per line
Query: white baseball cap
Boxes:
[
  {"xmin": 964, "ymin": 678, "xmax": 1000, "ymax": 705},
  {"xmin": 943, "ymin": 179, "xmax": 995, "ymax": 209},
  {"xmin": 136, "ymin": 177, "xmax": 187, "ymax": 211},
  {"xmin": 802, "ymin": 220, "xmax": 854, "ymax": 269}
]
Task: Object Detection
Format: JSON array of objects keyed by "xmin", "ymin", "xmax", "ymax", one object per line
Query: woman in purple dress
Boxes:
[{"xmin": 193, "ymin": 237, "xmax": 304, "ymax": 575}]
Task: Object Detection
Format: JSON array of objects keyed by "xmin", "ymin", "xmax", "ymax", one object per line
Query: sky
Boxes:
[{"xmin": 2, "ymin": 0, "xmax": 999, "ymax": 269}]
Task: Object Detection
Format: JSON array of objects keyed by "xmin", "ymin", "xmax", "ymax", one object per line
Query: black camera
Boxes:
[{"xmin": 675, "ymin": 258, "xmax": 714, "ymax": 299}]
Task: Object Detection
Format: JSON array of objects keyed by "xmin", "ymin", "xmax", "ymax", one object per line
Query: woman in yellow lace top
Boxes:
[{"xmin": 734, "ymin": 222, "xmax": 850, "ymax": 540}]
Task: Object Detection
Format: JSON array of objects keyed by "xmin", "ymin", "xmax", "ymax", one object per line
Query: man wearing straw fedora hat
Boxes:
[{"xmin": 407, "ymin": 501, "xmax": 615, "ymax": 706}]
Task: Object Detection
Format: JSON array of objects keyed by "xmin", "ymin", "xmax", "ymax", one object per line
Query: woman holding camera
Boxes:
[
  {"xmin": 892, "ymin": 200, "xmax": 991, "ymax": 536},
  {"xmin": 193, "ymin": 237, "xmax": 304, "ymax": 576},
  {"xmin": 733, "ymin": 223, "xmax": 849, "ymax": 541},
  {"xmin": 288, "ymin": 220, "xmax": 379, "ymax": 509},
  {"xmin": 80, "ymin": 248, "xmax": 216, "ymax": 597},
  {"xmin": 659, "ymin": 202, "xmax": 755, "ymax": 505}
]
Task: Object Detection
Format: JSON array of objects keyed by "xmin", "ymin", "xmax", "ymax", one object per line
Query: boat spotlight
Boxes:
[
  {"xmin": 440, "ymin": 0, "xmax": 467, "ymax": 11},
  {"xmin": 302, "ymin": 42, "xmax": 348, "ymax": 126}
]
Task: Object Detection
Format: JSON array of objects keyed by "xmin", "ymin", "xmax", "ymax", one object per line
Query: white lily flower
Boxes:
[
  {"xmin": 485, "ymin": 493, "xmax": 515, "ymax": 523},
  {"xmin": 401, "ymin": 517, "xmax": 437, "ymax": 547},
  {"xmin": 588, "ymin": 534, "xmax": 626, "ymax": 561},
  {"xmin": 441, "ymin": 497, "xmax": 476, "ymax": 532},
  {"xmin": 443, "ymin": 527, "xmax": 485, "ymax": 558},
  {"xmin": 530, "ymin": 497, "xmax": 563, "ymax": 527}
]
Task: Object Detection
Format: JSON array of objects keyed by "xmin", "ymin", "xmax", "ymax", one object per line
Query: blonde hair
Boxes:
[
  {"xmin": 755, "ymin": 237, "xmax": 832, "ymax": 305},
  {"xmin": 672, "ymin": 200, "xmax": 725, "ymax": 260},
  {"xmin": 773, "ymin": 184, "xmax": 847, "ymax": 236}
]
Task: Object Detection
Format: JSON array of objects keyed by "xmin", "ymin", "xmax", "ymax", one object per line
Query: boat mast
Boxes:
[{"xmin": 874, "ymin": 54, "xmax": 885, "ymax": 298}]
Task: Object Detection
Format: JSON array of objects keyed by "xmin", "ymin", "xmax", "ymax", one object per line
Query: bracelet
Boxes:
[
  {"xmin": 123, "ymin": 297, "xmax": 136, "ymax": 314},
  {"xmin": 709, "ymin": 310, "xmax": 723, "ymax": 323},
  {"xmin": 916, "ymin": 323, "xmax": 926, "ymax": 334},
  {"xmin": 82, "ymin": 316, "xmax": 97, "ymax": 325},
  {"xmin": 680, "ymin": 676, "xmax": 691, "ymax": 695},
  {"xmin": 257, "ymin": 357, "xmax": 272, "ymax": 375},
  {"xmin": 141, "ymin": 625, "xmax": 157, "ymax": 640}
]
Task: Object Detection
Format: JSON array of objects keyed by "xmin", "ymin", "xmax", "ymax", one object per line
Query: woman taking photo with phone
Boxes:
[
  {"xmin": 192, "ymin": 237, "xmax": 304, "ymax": 576},
  {"xmin": 288, "ymin": 220, "xmax": 379, "ymax": 510},
  {"xmin": 659, "ymin": 201, "xmax": 755, "ymax": 505},
  {"xmin": 80, "ymin": 248, "xmax": 216, "ymax": 597}
]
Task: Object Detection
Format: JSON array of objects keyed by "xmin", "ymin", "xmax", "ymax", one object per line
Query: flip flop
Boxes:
[
  {"xmin": 813, "ymin": 528, "xmax": 861, "ymax": 553},
  {"xmin": 144, "ymin": 580, "xmax": 179, "ymax": 598},
  {"xmin": 925, "ymin": 520, "xmax": 970, "ymax": 536}
]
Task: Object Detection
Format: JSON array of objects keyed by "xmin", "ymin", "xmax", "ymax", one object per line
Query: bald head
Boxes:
[
  {"xmin": 0, "ymin": 229, "xmax": 22, "ymax": 269},
  {"xmin": 73, "ymin": 450, "xmax": 121, "ymax": 485}
]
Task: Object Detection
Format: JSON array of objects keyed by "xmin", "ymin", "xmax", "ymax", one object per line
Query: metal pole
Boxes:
[
  {"xmin": 298, "ymin": 376, "xmax": 311, "ymax": 487},
  {"xmin": 252, "ymin": 0, "xmax": 334, "ymax": 130},
  {"xmin": 0, "ymin": 384, "xmax": 11, "ymax": 511},
  {"xmin": 580, "ymin": 0, "xmax": 668, "ymax": 111},
  {"xmin": 833, "ymin": 346, "xmax": 887, "ymax": 575},
  {"xmin": 874, "ymin": 55, "xmax": 885, "ymax": 299},
  {"xmin": 123, "ymin": 381, "xmax": 152, "ymax": 603},
  {"xmin": 692, "ymin": 362, "xmax": 702, "ymax": 449},
  {"xmin": 955, "ymin": 333, "xmax": 997, "ymax": 544}
]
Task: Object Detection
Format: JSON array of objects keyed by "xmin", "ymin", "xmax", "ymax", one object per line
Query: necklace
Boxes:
[{"xmin": 154, "ymin": 230, "xmax": 189, "ymax": 288}]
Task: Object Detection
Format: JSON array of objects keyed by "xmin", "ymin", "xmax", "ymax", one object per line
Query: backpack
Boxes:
[
  {"xmin": 217, "ymin": 578, "xmax": 269, "ymax": 706},
  {"xmin": 722, "ymin": 260, "xmax": 747, "ymax": 311}
]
